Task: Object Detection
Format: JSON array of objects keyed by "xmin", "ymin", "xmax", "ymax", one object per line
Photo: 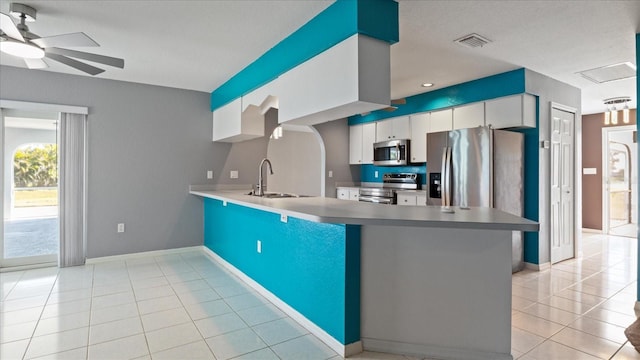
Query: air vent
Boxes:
[
  {"xmin": 578, "ymin": 62, "xmax": 637, "ymax": 84},
  {"xmin": 454, "ymin": 33, "xmax": 491, "ymax": 48}
]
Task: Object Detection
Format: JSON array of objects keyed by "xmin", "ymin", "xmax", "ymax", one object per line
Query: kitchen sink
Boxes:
[{"xmin": 246, "ymin": 191, "xmax": 309, "ymax": 198}]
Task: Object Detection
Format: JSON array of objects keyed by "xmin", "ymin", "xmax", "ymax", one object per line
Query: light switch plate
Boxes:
[
  {"xmin": 230, "ymin": 170, "xmax": 239, "ymax": 179},
  {"xmin": 207, "ymin": 170, "xmax": 213, "ymax": 179}
]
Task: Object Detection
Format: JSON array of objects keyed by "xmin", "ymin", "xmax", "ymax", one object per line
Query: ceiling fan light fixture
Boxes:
[
  {"xmin": 0, "ymin": 40, "xmax": 44, "ymax": 59},
  {"xmin": 422, "ymin": 83, "xmax": 434, "ymax": 87}
]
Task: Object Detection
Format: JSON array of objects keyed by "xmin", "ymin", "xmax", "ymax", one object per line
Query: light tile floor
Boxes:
[{"xmin": 0, "ymin": 232, "xmax": 637, "ymax": 360}]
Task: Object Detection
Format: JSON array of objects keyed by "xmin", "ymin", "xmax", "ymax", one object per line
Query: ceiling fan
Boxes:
[
  {"xmin": 0, "ymin": 3, "xmax": 124, "ymax": 75},
  {"xmin": 360, "ymin": 98, "xmax": 407, "ymax": 116}
]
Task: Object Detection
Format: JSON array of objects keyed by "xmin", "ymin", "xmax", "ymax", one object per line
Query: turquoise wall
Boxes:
[
  {"xmin": 210, "ymin": 0, "xmax": 399, "ymax": 111},
  {"xmin": 348, "ymin": 69, "xmax": 526, "ymax": 125},
  {"xmin": 203, "ymin": 198, "xmax": 361, "ymax": 344}
]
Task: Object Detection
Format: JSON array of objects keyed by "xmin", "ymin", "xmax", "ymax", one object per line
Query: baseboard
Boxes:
[
  {"xmin": 524, "ymin": 262, "xmax": 551, "ymax": 271},
  {"xmin": 86, "ymin": 246, "xmax": 202, "ymax": 264},
  {"xmin": 201, "ymin": 246, "xmax": 362, "ymax": 358},
  {"xmin": 362, "ymin": 337, "xmax": 512, "ymax": 360},
  {"xmin": 0, "ymin": 261, "xmax": 57, "ymax": 272},
  {"xmin": 581, "ymin": 228, "xmax": 602, "ymax": 234}
]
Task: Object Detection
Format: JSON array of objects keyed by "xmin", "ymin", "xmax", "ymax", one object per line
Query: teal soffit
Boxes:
[{"xmin": 210, "ymin": 0, "xmax": 399, "ymax": 111}]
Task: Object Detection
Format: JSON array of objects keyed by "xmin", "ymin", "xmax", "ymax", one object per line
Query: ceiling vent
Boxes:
[
  {"xmin": 578, "ymin": 62, "xmax": 637, "ymax": 84},
  {"xmin": 454, "ymin": 33, "xmax": 492, "ymax": 48}
]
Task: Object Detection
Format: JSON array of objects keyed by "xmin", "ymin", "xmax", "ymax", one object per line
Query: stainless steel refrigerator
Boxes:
[{"xmin": 426, "ymin": 126, "xmax": 525, "ymax": 272}]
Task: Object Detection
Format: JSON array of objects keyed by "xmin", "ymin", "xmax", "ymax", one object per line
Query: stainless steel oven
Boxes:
[{"xmin": 359, "ymin": 173, "xmax": 419, "ymax": 204}]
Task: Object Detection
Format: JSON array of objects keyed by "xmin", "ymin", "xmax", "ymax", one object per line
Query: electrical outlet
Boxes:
[
  {"xmin": 230, "ymin": 170, "xmax": 239, "ymax": 179},
  {"xmin": 280, "ymin": 214, "xmax": 288, "ymax": 223},
  {"xmin": 374, "ymin": 171, "xmax": 379, "ymax": 178},
  {"xmin": 117, "ymin": 223, "xmax": 125, "ymax": 233},
  {"xmin": 257, "ymin": 240, "xmax": 262, "ymax": 253},
  {"xmin": 207, "ymin": 170, "xmax": 213, "ymax": 179},
  {"xmin": 223, "ymin": 200, "xmax": 227, "ymax": 207}
]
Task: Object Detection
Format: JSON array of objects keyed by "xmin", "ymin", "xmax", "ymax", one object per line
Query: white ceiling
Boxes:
[{"xmin": 1, "ymin": 0, "xmax": 638, "ymax": 115}]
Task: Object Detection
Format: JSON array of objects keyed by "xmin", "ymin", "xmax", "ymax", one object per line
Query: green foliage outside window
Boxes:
[{"xmin": 13, "ymin": 144, "xmax": 58, "ymax": 188}]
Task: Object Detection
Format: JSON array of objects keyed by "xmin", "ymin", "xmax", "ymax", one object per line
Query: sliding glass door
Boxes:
[{"xmin": 2, "ymin": 109, "xmax": 59, "ymax": 268}]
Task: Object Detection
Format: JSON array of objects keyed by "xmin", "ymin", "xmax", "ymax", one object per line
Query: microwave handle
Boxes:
[{"xmin": 396, "ymin": 144, "xmax": 400, "ymax": 163}]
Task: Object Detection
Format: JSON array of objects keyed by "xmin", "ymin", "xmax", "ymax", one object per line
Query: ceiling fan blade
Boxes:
[
  {"xmin": 46, "ymin": 47, "xmax": 124, "ymax": 68},
  {"xmin": 391, "ymin": 98, "xmax": 407, "ymax": 105},
  {"xmin": 0, "ymin": 12, "xmax": 25, "ymax": 42},
  {"xmin": 382, "ymin": 106, "xmax": 398, "ymax": 112},
  {"xmin": 45, "ymin": 53, "xmax": 104, "ymax": 75},
  {"xmin": 31, "ymin": 32, "xmax": 98, "ymax": 48},
  {"xmin": 24, "ymin": 58, "xmax": 48, "ymax": 69}
]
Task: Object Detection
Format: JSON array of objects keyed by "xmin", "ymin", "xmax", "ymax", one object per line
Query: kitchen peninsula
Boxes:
[{"xmin": 190, "ymin": 189, "xmax": 538, "ymax": 360}]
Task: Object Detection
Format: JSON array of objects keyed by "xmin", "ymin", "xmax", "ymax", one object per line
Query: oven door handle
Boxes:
[{"xmin": 358, "ymin": 195, "xmax": 393, "ymax": 204}]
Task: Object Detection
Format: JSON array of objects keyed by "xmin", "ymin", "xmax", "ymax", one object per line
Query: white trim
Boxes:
[
  {"xmin": 601, "ymin": 125, "xmax": 636, "ymax": 236},
  {"xmin": 550, "ymin": 102, "xmax": 577, "ymax": 114},
  {"xmin": 525, "ymin": 261, "xmax": 551, "ymax": 271},
  {"xmin": 362, "ymin": 338, "xmax": 512, "ymax": 360},
  {"xmin": 201, "ymin": 246, "xmax": 362, "ymax": 357},
  {"xmin": 0, "ymin": 99, "xmax": 88, "ymax": 115},
  {"xmin": 0, "ymin": 261, "xmax": 57, "ymax": 272},
  {"xmin": 86, "ymin": 246, "xmax": 202, "ymax": 264}
]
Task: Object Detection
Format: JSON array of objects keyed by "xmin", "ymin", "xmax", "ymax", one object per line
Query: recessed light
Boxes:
[{"xmin": 421, "ymin": 83, "xmax": 434, "ymax": 87}]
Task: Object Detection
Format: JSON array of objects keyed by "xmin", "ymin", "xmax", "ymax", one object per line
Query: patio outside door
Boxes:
[{"xmin": 1, "ymin": 109, "xmax": 59, "ymax": 268}]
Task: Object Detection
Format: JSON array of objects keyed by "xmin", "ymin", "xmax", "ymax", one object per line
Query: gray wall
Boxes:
[
  {"xmin": 267, "ymin": 129, "xmax": 323, "ymax": 197},
  {"xmin": 525, "ymin": 69, "xmax": 582, "ymax": 265},
  {"xmin": 0, "ymin": 65, "xmax": 273, "ymax": 258},
  {"xmin": 314, "ymin": 118, "xmax": 361, "ymax": 197}
]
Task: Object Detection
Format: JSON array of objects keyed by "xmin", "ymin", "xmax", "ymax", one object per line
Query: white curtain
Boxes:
[{"xmin": 58, "ymin": 113, "xmax": 87, "ymax": 267}]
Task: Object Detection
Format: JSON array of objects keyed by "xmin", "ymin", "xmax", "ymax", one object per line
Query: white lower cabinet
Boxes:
[
  {"xmin": 397, "ymin": 191, "xmax": 427, "ymax": 206},
  {"xmin": 337, "ymin": 187, "xmax": 360, "ymax": 201}
]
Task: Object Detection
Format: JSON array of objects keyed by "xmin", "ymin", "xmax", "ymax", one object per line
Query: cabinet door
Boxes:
[
  {"xmin": 397, "ymin": 193, "xmax": 417, "ymax": 206},
  {"xmin": 349, "ymin": 189, "xmax": 360, "ymax": 201},
  {"xmin": 453, "ymin": 102, "xmax": 485, "ymax": 130},
  {"xmin": 485, "ymin": 94, "xmax": 535, "ymax": 129},
  {"xmin": 362, "ymin": 122, "xmax": 376, "ymax": 164},
  {"xmin": 375, "ymin": 116, "xmax": 410, "ymax": 142},
  {"xmin": 415, "ymin": 193, "xmax": 427, "ymax": 206},
  {"xmin": 375, "ymin": 119, "xmax": 393, "ymax": 142},
  {"xmin": 212, "ymin": 98, "xmax": 242, "ymax": 141},
  {"xmin": 392, "ymin": 116, "xmax": 411, "ymax": 139},
  {"xmin": 337, "ymin": 188, "xmax": 350, "ymax": 200},
  {"xmin": 410, "ymin": 113, "xmax": 430, "ymax": 163},
  {"xmin": 429, "ymin": 109, "xmax": 453, "ymax": 133},
  {"xmin": 349, "ymin": 124, "xmax": 364, "ymax": 164}
]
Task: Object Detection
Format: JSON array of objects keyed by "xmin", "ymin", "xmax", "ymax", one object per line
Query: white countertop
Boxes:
[{"xmin": 190, "ymin": 190, "xmax": 538, "ymax": 232}]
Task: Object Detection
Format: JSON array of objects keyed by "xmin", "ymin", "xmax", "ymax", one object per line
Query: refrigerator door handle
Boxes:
[
  {"xmin": 445, "ymin": 146, "xmax": 452, "ymax": 206},
  {"xmin": 440, "ymin": 147, "xmax": 448, "ymax": 206}
]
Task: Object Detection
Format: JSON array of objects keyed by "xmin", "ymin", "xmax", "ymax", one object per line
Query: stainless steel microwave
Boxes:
[{"xmin": 373, "ymin": 139, "xmax": 409, "ymax": 166}]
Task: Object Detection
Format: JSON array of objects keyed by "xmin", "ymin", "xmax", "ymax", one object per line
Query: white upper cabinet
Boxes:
[
  {"xmin": 485, "ymin": 94, "xmax": 536, "ymax": 129},
  {"xmin": 278, "ymin": 34, "xmax": 390, "ymax": 125},
  {"xmin": 349, "ymin": 122, "xmax": 376, "ymax": 165},
  {"xmin": 375, "ymin": 116, "xmax": 410, "ymax": 142},
  {"xmin": 453, "ymin": 102, "xmax": 484, "ymax": 130},
  {"xmin": 429, "ymin": 109, "xmax": 453, "ymax": 133},
  {"xmin": 212, "ymin": 98, "xmax": 265, "ymax": 143},
  {"xmin": 409, "ymin": 113, "xmax": 430, "ymax": 163}
]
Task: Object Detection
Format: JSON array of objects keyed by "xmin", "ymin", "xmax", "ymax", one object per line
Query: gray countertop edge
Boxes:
[{"xmin": 189, "ymin": 190, "xmax": 539, "ymax": 232}]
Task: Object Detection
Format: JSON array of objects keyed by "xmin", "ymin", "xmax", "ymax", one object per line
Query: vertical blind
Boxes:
[{"xmin": 58, "ymin": 112, "xmax": 87, "ymax": 267}]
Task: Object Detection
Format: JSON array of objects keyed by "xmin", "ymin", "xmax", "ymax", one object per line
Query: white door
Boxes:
[{"xmin": 551, "ymin": 107, "xmax": 575, "ymax": 263}]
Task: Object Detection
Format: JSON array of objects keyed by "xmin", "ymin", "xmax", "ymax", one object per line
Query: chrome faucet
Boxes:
[{"xmin": 255, "ymin": 158, "xmax": 274, "ymax": 196}]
